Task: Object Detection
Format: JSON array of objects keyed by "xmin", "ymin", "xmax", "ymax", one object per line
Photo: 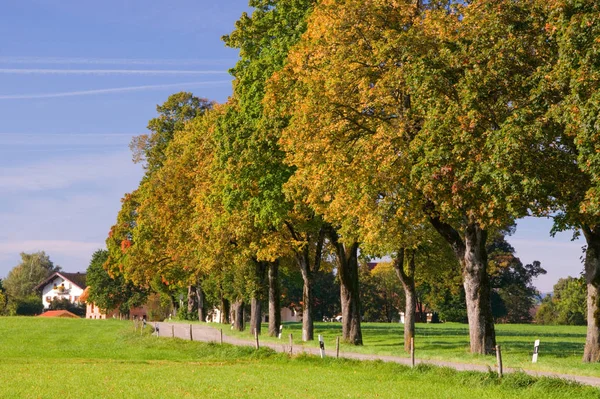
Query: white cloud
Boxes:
[
  {"xmin": 0, "ymin": 80, "xmax": 231, "ymax": 100},
  {"xmin": 0, "ymin": 56, "xmax": 236, "ymax": 66},
  {"xmin": 0, "ymin": 68, "xmax": 228, "ymax": 75}
]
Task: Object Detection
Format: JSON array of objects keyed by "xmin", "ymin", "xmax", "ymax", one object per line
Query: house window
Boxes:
[
  {"xmin": 74, "ymin": 296, "xmax": 79, "ymax": 302},
  {"xmin": 46, "ymin": 296, "xmax": 51, "ymax": 303}
]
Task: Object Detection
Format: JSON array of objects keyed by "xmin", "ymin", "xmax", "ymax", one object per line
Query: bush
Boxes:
[
  {"xmin": 48, "ymin": 297, "xmax": 86, "ymax": 317},
  {"xmin": 15, "ymin": 296, "xmax": 44, "ymax": 316}
]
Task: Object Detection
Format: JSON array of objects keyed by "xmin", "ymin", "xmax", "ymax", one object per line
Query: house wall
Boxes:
[
  {"xmin": 85, "ymin": 303, "xmax": 147, "ymax": 320},
  {"xmin": 41, "ymin": 277, "xmax": 85, "ymax": 309}
]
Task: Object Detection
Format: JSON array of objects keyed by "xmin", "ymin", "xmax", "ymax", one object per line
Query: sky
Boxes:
[{"xmin": 0, "ymin": 1, "xmax": 586, "ymax": 293}]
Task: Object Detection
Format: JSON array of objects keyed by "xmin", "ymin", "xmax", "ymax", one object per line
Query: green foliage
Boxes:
[
  {"xmin": 360, "ymin": 263, "xmax": 404, "ymax": 322},
  {"xmin": 130, "ymin": 92, "xmax": 214, "ymax": 174},
  {"xmin": 536, "ymin": 276, "xmax": 587, "ymax": 326},
  {"xmin": 86, "ymin": 249, "xmax": 148, "ymax": 315},
  {"xmin": 48, "ymin": 297, "xmax": 85, "ymax": 317},
  {"xmin": 145, "ymin": 292, "xmax": 173, "ymax": 322},
  {"xmin": 488, "ymin": 233, "xmax": 546, "ymax": 323},
  {"xmin": 3, "ymin": 251, "xmax": 60, "ymax": 301},
  {"xmin": 13, "ymin": 295, "xmax": 44, "ymax": 316}
]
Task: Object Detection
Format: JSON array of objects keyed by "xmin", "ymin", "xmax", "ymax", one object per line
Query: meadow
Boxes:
[
  {"xmin": 218, "ymin": 321, "xmax": 600, "ymax": 378},
  {"xmin": 0, "ymin": 318, "xmax": 599, "ymax": 398}
]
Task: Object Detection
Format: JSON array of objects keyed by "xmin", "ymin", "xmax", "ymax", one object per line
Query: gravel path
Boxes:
[{"xmin": 150, "ymin": 321, "xmax": 600, "ymax": 388}]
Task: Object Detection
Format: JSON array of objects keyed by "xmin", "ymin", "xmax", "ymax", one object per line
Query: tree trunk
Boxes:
[
  {"xmin": 462, "ymin": 223, "xmax": 496, "ymax": 354},
  {"xmin": 300, "ymin": 265, "xmax": 314, "ymax": 341},
  {"xmin": 430, "ymin": 217, "xmax": 496, "ymax": 354},
  {"xmin": 196, "ymin": 285, "xmax": 205, "ymax": 322},
  {"xmin": 582, "ymin": 226, "xmax": 600, "ymax": 362},
  {"xmin": 268, "ymin": 260, "xmax": 281, "ymax": 337},
  {"xmin": 330, "ymin": 231, "xmax": 362, "ymax": 345},
  {"xmin": 250, "ymin": 260, "xmax": 267, "ymax": 336},
  {"xmin": 220, "ymin": 297, "xmax": 230, "ymax": 324},
  {"xmin": 233, "ymin": 300, "xmax": 244, "ymax": 331},
  {"xmin": 393, "ymin": 249, "xmax": 416, "ymax": 353},
  {"xmin": 187, "ymin": 285, "xmax": 197, "ymax": 316},
  {"xmin": 285, "ymin": 222, "xmax": 325, "ymax": 342}
]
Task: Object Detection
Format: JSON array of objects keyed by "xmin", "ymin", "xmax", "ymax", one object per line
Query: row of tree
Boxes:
[{"xmin": 102, "ymin": 0, "xmax": 600, "ymax": 362}]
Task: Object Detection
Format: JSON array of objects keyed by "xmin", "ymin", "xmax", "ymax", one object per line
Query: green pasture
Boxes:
[
  {"xmin": 0, "ymin": 318, "xmax": 598, "ymax": 399},
  {"xmin": 209, "ymin": 321, "xmax": 600, "ymax": 377}
]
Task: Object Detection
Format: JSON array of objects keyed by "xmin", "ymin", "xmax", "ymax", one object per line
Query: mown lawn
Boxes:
[
  {"xmin": 209, "ymin": 321, "xmax": 600, "ymax": 377},
  {"xmin": 0, "ymin": 318, "xmax": 598, "ymax": 398}
]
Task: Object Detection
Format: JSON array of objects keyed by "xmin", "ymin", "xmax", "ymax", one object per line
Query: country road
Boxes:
[{"xmin": 149, "ymin": 321, "xmax": 600, "ymax": 388}]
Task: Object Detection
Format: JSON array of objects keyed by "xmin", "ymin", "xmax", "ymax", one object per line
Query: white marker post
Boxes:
[
  {"xmin": 532, "ymin": 339, "xmax": 540, "ymax": 363},
  {"xmin": 318, "ymin": 334, "xmax": 326, "ymax": 359},
  {"xmin": 278, "ymin": 325, "xmax": 283, "ymax": 339}
]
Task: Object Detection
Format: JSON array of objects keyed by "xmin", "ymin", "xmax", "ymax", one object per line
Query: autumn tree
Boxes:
[
  {"xmin": 106, "ymin": 93, "xmax": 214, "ymax": 321},
  {"xmin": 269, "ymin": 0, "xmax": 553, "ymax": 354},
  {"xmin": 536, "ymin": 0, "xmax": 600, "ymax": 362},
  {"xmin": 86, "ymin": 249, "xmax": 147, "ymax": 316},
  {"xmin": 218, "ymin": 0, "xmax": 324, "ymax": 339}
]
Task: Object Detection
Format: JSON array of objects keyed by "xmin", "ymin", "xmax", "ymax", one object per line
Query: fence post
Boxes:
[
  {"xmin": 190, "ymin": 324, "xmax": 193, "ymax": 341},
  {"xmin": 289, "ymin": 333, "xmax": 293, "ymax": 355},
  {"xmin": 255, "ymin": 330, "xmax": 260, "ymax": 350},
  {"xmin": 319, "ymin": 335, "xmax": 325, "ymax": 358},
  {"xmin": 495, "ymin": 345, "xmax": 503, "ymax": 378},
  {"xmin": 336, "ymin": 336, "xmax": 340, "ymax": 359},
  {"xmin": 532, "ymin": 340, "xmax": 540, "ymax": 363},
  {"xmin": 410, "ymin": 337, "xmax": 415, "ymax": 368},
  {"xmin": 171, "ymin": 324, "xmax": 174, "ymax": 338},
  {"xmin": 220, "ymin": 328, "xmax": 223, "ymax": 345}
]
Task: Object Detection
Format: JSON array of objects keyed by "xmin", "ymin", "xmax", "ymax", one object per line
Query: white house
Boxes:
[{"xmin": 35, "ymin": 272, "xmax": 87, "ymax": 309}]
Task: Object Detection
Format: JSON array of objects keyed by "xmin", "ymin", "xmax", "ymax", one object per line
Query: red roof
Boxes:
[{"xmin": 38, "ymin": 310, "xmax": 80, "ymax": 318}]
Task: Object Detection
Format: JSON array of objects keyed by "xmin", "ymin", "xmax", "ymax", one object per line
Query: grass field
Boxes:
[
  {"xmin": 0, "ymin": 318, "xmax": 599, "ymax": 398},
  {"xmin": 217, "ymin": 321, "xmax": 600, "ymax": 378}
]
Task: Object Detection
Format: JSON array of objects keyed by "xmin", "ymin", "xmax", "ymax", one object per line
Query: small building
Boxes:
[
  {"xmin": 37, "ymin": 309, "xmax": 80, "ymax": 318},
  {"xmin": 35, "ymin": 272, "xmax": 87, "ymax": 310},
  {"xmin": 79, "ymin": 287, "xmax": 147, "ymax": 320}
]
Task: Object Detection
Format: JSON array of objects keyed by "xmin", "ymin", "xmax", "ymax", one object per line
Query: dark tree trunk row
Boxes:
[
  {"xmin": 329, "ymin": 230, "xmax": 363, "ymax": 345},
  {"xmin": 287, "ymin": 222, "xmax": 325, "ymax": 341},
  {"xmin": 233, "ymin": 300, "xmax": 244, "ymax": 331},
  {"xmin": 429, "ymin": 216, "xmax": 496, "ymax": 355},
  {"xmin": 249, "ymin": 260, "xmax": 268, "ymax": 336},
  {"xmin": 582, "ymin": 225, "xmax": 600, "ymax": 362},
  {"xmin": 393, "ymin": 248, "xmax": 416, "ymax": 353},
  {"xmin": 268, "ymin": 260, "xmax": 281, "ymax": 337}
]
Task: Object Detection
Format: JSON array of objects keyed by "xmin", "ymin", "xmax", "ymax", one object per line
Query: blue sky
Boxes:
[{"xmin": 0, "ymin": 1, "xmax": 585, "ymax": 293}]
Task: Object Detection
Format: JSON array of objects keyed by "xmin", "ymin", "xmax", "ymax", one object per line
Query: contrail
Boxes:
[
  {"xmin": 0, "ymin": 56, "xmax": 236, "ymax": 66},
  {"xmin": 0, "ymin": 68, "xmax": 229, "ymax": 75},
  {"xmin": 0, "ymin": 80, "xmax": 231, "ymax": 100}
]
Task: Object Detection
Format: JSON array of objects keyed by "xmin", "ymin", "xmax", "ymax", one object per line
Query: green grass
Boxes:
[
  {"xmin": 0, "ymin": 317, "xmax": 598, "ymax": 398},
  {"xmin": 210, "ymin": 321, "xmax": 600, "ymax": 377}
]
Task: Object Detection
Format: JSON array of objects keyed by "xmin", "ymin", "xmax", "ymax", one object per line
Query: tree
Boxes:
[
  {"xmin": 539, "ymin": 0, "xmax": 600, "ymax": 362},
  {"xmin": 106, "ymin": 93, "xmax": 214, "ymax": 321},
  {"xmin": 86, "ymin": 249, "xmax": 147, "ymax": 316},
  {"xmin": 218, "ymin": 0, "xmax": 324, "ymax": 340},
  {"xmin": 268, "ymin": 0, "xmax": 552, "ymax": 354},
  {"xmin": 3, "ymin": 252, "xmax": 60, "ymax": 307},
  {"xmin": 0, "ymin": 279, "xmax": 7, "ymax": 315},
  {"xmin": 130, "ymin": 92, "xmax": 214, "ymax": 173},
  {"xmin": 360, "ymin": 262, "xmax": 404, "ymax": 322},
  {"xmin": 488, "ymin": 234, "xmax": 546, "ymax": 323},
  {"xmin": 536, "ymin": 276, "xmax": 587, "ymax": 326}
]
